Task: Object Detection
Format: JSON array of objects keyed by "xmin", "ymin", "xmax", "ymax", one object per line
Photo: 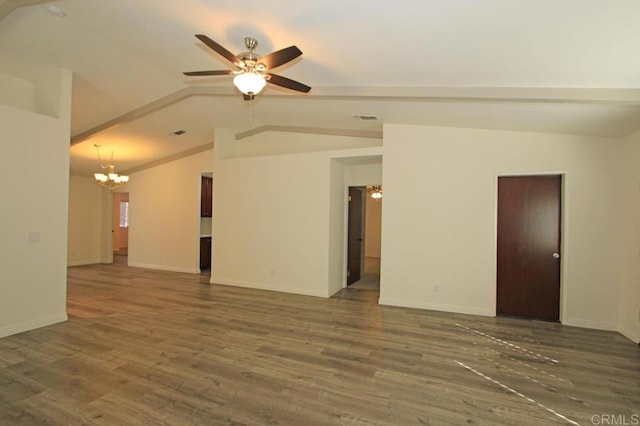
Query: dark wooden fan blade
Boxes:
[
  {"xmin": 243, "ymin": 94, "xmax": 255, "ymax": 101},
  {"xmin": 267, "ymin": 73, "xmax": 311, "ymax": 93},
  {"xmin": 260, "ymin": 46, "xmax": 302, "ymax": 70},
  {"xmin": 195, "ymin": 34, "xmax": 238, "ymax": 65},
  {"xmin": 183, "ymin": 70, "xmax": 232, "ymax": 76}
]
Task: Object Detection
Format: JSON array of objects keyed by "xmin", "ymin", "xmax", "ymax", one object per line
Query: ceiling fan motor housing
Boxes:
[{"xmin": 244, "ymin": 37, "xmax": 258, "ymax": 51}]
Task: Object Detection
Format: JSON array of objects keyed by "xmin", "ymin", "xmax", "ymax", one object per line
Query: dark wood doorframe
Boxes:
[
  {"xmin": 496, "ymin": 174, "xmax": 563, "ymax": 321},
  {"xmin": 347, "ymin": 187, "xmax": 365, "ymax": 285}
]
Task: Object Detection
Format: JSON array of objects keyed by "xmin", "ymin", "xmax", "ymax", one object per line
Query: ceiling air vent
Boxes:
[
  {"xmin": 171, "ymin": 129, "xmax": 187, "ymax": 136},
  {"xmin": 352, "ymin": 114, "xmax": 378, "ymax": 121}
]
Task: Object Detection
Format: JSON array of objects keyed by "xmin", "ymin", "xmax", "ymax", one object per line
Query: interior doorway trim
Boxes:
[{"xmin": 343, "ymin": 184, "xmax": 383, "ymax": 294}]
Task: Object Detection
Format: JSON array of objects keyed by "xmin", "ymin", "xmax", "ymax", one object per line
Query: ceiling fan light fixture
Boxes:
[
  {"xmin": 370, "ymin": 185, "xmax": 383, "ymax": 199},
  {"xmin": 233, "ymin": 72, "xmax": 266, "ymax": 95},
  {"xmin": 185, "ymin": 34, "xmax": 310, "ymax": 99}
]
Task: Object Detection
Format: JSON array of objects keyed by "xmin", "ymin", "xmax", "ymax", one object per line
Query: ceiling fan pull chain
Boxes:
[{"xmin": 249, "ymin": 98, "xmax": 254, "ymax": 126}]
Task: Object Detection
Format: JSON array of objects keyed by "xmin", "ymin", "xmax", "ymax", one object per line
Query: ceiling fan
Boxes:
[{"xmin": 184, "ymin": 34, "xmax": 311, "ymax": 100}]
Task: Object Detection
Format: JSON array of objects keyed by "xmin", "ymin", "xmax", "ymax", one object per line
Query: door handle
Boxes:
[{"xmin": 552, "ymin": 252, "xmax": 560, "ymax": 259}]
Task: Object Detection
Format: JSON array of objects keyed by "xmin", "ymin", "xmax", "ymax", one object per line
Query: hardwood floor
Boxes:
[
  {"xmin": 350, "ymin": 257, "xmax": 380, "ymax": 291},
  {"xmin": 1, "ymin": 263, "xmax": 639, "ymax": 425}
]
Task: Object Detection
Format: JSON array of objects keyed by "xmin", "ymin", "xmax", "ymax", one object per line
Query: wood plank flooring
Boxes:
[
  {"xmin": 350, "ymin": 257, "xmax": 380, "ymax": 291},
  {"xmin": 1, "ymin": 263, "xmax": 639, "ymax": 425}
]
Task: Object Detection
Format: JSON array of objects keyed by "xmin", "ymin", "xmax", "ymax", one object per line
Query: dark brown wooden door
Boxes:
[
  {"xmin": 347, "ymin": 187, "xmax": 364, "ymax": 285},
  {"xmin": 497, "ymin": 175, "xmax": 561, "ymax": 321}
]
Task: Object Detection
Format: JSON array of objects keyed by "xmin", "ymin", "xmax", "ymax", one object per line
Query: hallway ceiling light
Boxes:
[
  {"xmin": 93, "ymin": 144, "xmax": 129, "ymax": 191},
  {"xmin": 370, "ymin": 185, "xmax": 382, "ymax": 199}
]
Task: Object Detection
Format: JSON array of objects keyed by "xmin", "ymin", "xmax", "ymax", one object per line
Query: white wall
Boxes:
[
  {"xmin": 213, "ymin": 148, "xmax": 332, "ymax": 296},
  {"xmin": 210, "ymin": 123, "xmax": 632, "ymax": 338},
  {"xmin": 231, "ymin": 131, "xmax": 381, "ymax": 159},
  {"xmin": 0, "ymin": 54, "xmax": 68, "ymax": 119},
  {"xmin": 126, "ymin": 149, "xmax": 213, "ymax": 273},
  {"xmin": 619, "ymin": 130, "xmax": 640, "ymax": 343},
  {"xmin": 0, "ymin": 71, "xmax": 35, "ymax": 112},
  {"xmin": 213, "ymin": 128, "xmax": 383, "ymax": 297},
  {"xmin": 365, "ymin": 196, "xmax": 382, "ymax": 258},
  {"xmin": 200, "ymin": 217, "xmax": 212, "ymax": 236},
  {"xmin": 0, "ymin": 67, "xmax": 71, "ymax": 338},
  {"xmin": 68, "ymin": 175, "xmax": 109, "ymax": 266},
  {"xmin": 328, "ymin": 160, "xmax": 347, "ymax": 296},
  {"xmin": 344, "ymin": 163, "xmax": 383, "ymax": 187},
  {"xmin": 380, "ymin": 124, "xmax": 624, "ymax": 331}
]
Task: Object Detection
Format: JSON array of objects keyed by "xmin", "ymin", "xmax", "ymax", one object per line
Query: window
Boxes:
[{"xmin": 119, "ymin": 201, "xmax": 129, "ymax": 228}]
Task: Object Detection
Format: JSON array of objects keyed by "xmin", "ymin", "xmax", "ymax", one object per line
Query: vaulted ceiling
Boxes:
[{"xmin": 1, "ymin": 0, "xmax": 639, "ymax": 176}]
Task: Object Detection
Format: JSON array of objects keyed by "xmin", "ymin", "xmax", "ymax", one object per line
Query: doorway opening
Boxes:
[
  {"xmin": 347, "ymin": 185, "xmax": 382, "ymax": 292},
  {"xmin": 496, "ymin": 175, "xmax": 562, "ymax": 321},
  {"xmin": 112, "ymin": 192, "xmax": 129, "ymax": 265}
]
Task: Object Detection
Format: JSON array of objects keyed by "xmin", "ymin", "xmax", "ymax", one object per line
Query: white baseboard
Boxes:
[
  {"xmin": 127, "ymin": 262, "xmax": 200, "ymax": 274},
  {"xmin": 378, "ymin": 297, "xmax": 495, "ymax": 317},
  {"xmin": 618, "ymin": 325, "xmax": 640, "ymax": 344},
  {"xmin": 67, "ymin": 258, "xmax": 103, "ymax": 267},
  {"xmin": 211, "ymin": 277, "xmax": 329, "ymax": 298},
  {"xmin": 562, "ymin": 318, "xmax": 618, "ymax": 332},
  {"xmin": 0, "ymin": 313, "xmax": 68, "ymax": 339}
]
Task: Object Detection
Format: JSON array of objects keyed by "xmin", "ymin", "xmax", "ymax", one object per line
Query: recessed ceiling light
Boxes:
[
  {"xmin": 44, "ymin": 5, "xmax": 66, "ymax": 17},
  {"xmin": 352, "ymin": 114, "xmax": 378, "ymax": 121}
]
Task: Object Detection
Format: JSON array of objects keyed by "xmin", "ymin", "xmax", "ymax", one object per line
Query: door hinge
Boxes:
[
  {"xmin": 348, "ymin": 195, "xmax": 352, "ymax": 202},
  {"xmin": 347, "ymin": 271, "xmax": 351, "ymax": 277}
]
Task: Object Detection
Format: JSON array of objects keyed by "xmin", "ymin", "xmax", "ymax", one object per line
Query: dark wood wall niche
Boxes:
[
  {"xmin": 201, "ymin": 176, "xmax": 213, "ymax": 217},
  {"xmin": 200, "ymin": 237, "xmax": 212, "ymax": 270}
]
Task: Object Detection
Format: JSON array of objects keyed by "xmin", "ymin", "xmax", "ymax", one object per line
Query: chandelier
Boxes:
[
  {"xmin": 370, "ymin": 185, "xmax": 382, "ymax": 199},
  {"xmin": 93, "ymin": 144, "xmax": 129, "ymax": 191}
]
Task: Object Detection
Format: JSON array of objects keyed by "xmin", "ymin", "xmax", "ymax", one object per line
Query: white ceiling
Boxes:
[{"xmin": 1, "ymin": 0, "xmax": 639, "ymax": 176}]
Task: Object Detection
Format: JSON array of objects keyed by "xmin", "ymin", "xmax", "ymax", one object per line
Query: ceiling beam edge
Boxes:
[
  {"xmin": 0, "ymin": 0, "xmax": 54, "ymax": 21},
  {"xmin": 310, "ymin": 87, "xmax": 640, "ymax": 105},
  {"xmin": 69, "ymin": 86, "xmax": 241, "ymax": 145},
  {"xmin": 120, "ymin": 142, "xmax": 214, "ymax": 175},
  {"xmin": 235, "ymin": 125, "xmax": 383, "ymax": 140},
  {"xmin": 70, "ymin": 87, "xmax": 198, "ymax": 145},
  {"xmin": 70, "ymin": 85, "xmax": 640, "ymax": 147}
]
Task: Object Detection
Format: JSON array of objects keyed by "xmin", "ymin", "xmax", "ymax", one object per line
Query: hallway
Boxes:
[{"xmin": 349, "ymin": 256, "xmax": 380, "ymax": 291}]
